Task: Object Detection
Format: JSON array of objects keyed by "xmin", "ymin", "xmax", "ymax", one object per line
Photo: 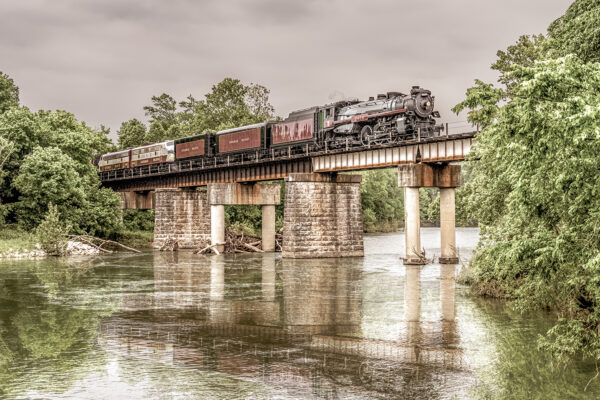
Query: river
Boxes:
[{"xmin": 0, "ymin": 227, "xmax": 598, "ymax": 399}]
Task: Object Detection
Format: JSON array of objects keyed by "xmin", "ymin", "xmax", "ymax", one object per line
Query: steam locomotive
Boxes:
[{"xmin": 98, "ymin": 86, "xmax": 441, "ymax": 173}]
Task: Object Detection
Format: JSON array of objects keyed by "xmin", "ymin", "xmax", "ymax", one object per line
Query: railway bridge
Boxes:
[{"xmin": 100, "ymin": 132, "xmax": 475, "ymax": 263}]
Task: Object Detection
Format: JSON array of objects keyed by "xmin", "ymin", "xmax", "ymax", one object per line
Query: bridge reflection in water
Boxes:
[{"xmin": 99, "ymin": 252, "xmax": 468, "ymax": 398}]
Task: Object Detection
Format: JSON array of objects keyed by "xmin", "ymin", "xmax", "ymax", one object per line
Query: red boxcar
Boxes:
[
  {"xmin": 176, "ymin": 138, "xmax": 205, "ymax": 159},
  {"xmin": 216, "ymin": 123, "xmax": 266, "ymax": 153}
]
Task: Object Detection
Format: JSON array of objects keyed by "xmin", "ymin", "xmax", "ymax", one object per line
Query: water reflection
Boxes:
[
  {"xmin": 5, "ymin": 228, "xmax": 599, "ymax": 398},
  {"xmin": 98, "ymin": 253, "xmax": 466, "ymax": 398}
]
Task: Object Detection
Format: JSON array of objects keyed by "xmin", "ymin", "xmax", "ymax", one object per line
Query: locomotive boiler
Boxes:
[{"xmin": 323, "ymin": 86, "xmax": 441, "ymax": 147}]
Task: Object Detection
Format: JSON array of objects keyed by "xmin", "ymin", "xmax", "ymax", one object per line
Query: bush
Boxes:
[{"xmin": 35, "ymin": 204, "xmax": 69, "ymax": 256}]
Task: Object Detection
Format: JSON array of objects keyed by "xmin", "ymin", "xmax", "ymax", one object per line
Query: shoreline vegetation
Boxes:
[{"xmin": 452, "ymin": 0, "xmax": 600, "ymax": 366}]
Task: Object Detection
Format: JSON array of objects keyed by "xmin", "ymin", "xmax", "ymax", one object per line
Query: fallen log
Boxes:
[{"xmin": 242, "ymin": 243, "xmax": 264, "ymax": 253}]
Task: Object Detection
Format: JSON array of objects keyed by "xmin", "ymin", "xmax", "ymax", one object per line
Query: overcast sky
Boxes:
[{"xmin": 0, "ymin": 0, "xmax": 573, "ymax": 137}]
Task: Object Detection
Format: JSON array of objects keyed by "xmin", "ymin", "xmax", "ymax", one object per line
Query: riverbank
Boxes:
[{"xmin": 0, "ymin": 226, "xmax": 155, "ymax": 259}]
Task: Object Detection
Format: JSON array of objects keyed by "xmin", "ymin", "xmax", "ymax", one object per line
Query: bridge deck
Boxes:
[{"xmin": 101, "ymin": 132, "xmax": 475, "ymax": 191}]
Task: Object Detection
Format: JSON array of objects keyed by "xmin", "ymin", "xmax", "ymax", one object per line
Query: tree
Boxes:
[
  {"xmin": 462, "ymin": 55, "xmax": 600, "ymax": 362},
  {"xmin": 12, "ymin": 146, "xmax": 123, "ymax": 236},
  {"xmin": 0, "ymin": 107, "xmax": 47, "ymax": 199},
  {"xmin": 184, "ymin": 78, "xmax": 275, "ymax": 135},
  {"xmin": 13, "ymin": 147, "xmax": 86, "ymax": 230},
  {"xmin": 492, "ymin": 34, "xmax": 546, "ymax": 92},
  {"xmin": 451, "ymin": 80, "xmax": 506, "ymax": 128},
  {"xmin": 144, "ymin": 93, "xmax": 178, "ymax": 125},
  {"xmin": 360, "ymin": 169, "xmax": 404, "ymax": 232},
  {"xmin": 117, "ymin": 118, "xmax": 147, "ymax": 149},
  {"xmin": 0, "ymin": 72, "xmax": 19, "ymax": 114},
  {"xmin": 546, "ymin": 0, "xmax": 600, "ymax": 63},
  {"xmin": 35, "ymin": 204, "xmax": 69, "ymax": 256}
]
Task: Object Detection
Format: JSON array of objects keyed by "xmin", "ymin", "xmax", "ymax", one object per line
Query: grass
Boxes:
[{"xmin": 0, "ymin": 225, "xmax": 38, "ymax": 254}]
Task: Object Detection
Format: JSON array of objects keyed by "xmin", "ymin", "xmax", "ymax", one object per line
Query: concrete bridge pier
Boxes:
[
  {"xmin": 282, "ymin": 173, "xmax": 364, "ymax": 259},
  {"xmin": 398, "ymin": 163, "xmax": 461, "ymax": 265}
]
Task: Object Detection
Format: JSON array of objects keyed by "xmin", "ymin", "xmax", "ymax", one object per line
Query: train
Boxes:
[{"xmin": 98, "ymin": 86, "xmax": 442, "ymax": 173}]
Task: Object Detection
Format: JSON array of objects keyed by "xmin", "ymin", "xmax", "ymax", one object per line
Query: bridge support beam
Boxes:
[
  {"xmin": 153, "ymin": 188, "xmax": 210, "ymax": 249},
  {"xmin": 282, "ymin": 173, "xmax": 364, "ymax": 258},
  {"xmin": 208, "ymin": 182, "xmax": 281, "ymax": 252},
  {"xmin": 398, "ymin": 163, "xmax": 461, "ymax": 265}
]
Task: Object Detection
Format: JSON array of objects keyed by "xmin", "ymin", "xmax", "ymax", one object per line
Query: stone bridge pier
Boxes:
[
  {"xmin": 398, "ymin": 163, "xmax": 461, "ymax": 265},
  {"xmin": 149, "ymin": 173, "xmax": 365, "ymax": 258},
  {"xmin": 282, "ymin": 173, "xmax": 364, "ymax": 258},
  {"xmin": 153, "ymin": 183, "xmax": 280, "ymax": 251}
]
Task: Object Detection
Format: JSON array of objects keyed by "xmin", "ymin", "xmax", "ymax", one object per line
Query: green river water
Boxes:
[{"xmin": 0, "ymin": 228, "xmax": 598, "ymax": 399}]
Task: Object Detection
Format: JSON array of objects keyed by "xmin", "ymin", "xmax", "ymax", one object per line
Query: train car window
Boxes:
[{"xmin": 325, "ymin": 109, "xmax": 331, "ymax": 118}]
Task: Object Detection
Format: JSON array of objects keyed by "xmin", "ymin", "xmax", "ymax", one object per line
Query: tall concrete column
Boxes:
[
  {"xmin": 440, "ymin": 188, "xmax": 459, "ymax": 264},
  {"xmin": 211, "ymin": 205, "xmax": 225, "ymax": 253},
  {"xmin": 262, "ymin": 205, "xmax": 276, "ymax": 252},
  {"xmin": 404, "ymin": 187, "xmax": 424, "ymax": 264}
]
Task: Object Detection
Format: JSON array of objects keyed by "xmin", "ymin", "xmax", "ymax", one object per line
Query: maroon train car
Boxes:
[
  {"xmin": 215, "ymin": 123, "xmax": 269, "ymax": 154},
  {"xmin": 271, "ymin": 107, "xmax": 317, "ymax": 146},
  {"xmin": 174, "ymin": 133, "xmax": 213, "ymax": 159}
]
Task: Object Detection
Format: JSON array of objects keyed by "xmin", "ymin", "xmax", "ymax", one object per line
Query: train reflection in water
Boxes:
[{"xmin": 99, "ymin": 253, "xmax": 467, "ymax": 398}]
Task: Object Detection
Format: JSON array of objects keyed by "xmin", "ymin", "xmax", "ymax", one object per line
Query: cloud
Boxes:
[{"xmin": 0, "ymin": 0, "xmax": 573, "ymax": 134}]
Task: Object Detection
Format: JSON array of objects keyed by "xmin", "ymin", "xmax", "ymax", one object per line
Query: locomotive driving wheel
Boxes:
[{"xmin": 360, "ymin": 125, "xmax": 373, "ymax": 146}]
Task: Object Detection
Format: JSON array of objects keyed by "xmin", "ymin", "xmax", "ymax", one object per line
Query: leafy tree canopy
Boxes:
[
  {"xmin": 454, "ymin": 0, "xmax": 600, "ymax": 363},
  {"xmin": 117, "ymin": 118, "xmax": 147, "ymax": 149},
  {"xmin": 546, "ymin": 0, "xmax": 600, "ymax": 63},
  {"xmin": 466, "ymin": 56, "xmax": 600, "ymax": 361},
  {"xmin": 0, "ymin": 72, "xmax": 19, "ymax": 114}
]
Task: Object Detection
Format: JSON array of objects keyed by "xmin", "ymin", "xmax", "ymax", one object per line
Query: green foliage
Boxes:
[
  {"xmin": 13, "ymin": 147, "xmax": 122, "ymax": 237},
  {"xmin": 0, "ymin": 75, "xmax": 122, "ymax": 238},
  {"xmin": 226, "ymin": 205, "xmax": 263, "ymax": 237},
  {"xmin": 0, "ymin": 225, "xmax": 37, "ymax": 254},
  {"xmin": 492, "ymin": 34, "xmax": 546, "ymax": 92},
  {"xmin": 182, "ymin": 78, "xmax": 275, "ymax": 134},
  {"xmin": 462, "ymin": 55, "xmax": 600, "ymax": 361},
  {"xmin": 547, "ymin": 0, "xmax": 600, "ymax": 63},
  {"xmin": 14, "ymin": 147, "xmax": 86, "ymax": 230},
  {"xmin": 35, "ymin": 204, "xmax": 68, "ymax": 256},
  {"xmin": 117, "ymin": 118, "xmax": 147, "ymax": 149},
  {"xmin": 123, "ymin": 209, "xmax": 155, "ymax": 231},
  {"xmin": 360, "ymin": 169, "xmax": 404, "ymax": 232},
  {"xmin": 451, "ymin": 80, "xmax": 506, "ymax": 128},
  {"xmin": 0, "ymin": 72, "xmax": 19, "ymax": 114}
]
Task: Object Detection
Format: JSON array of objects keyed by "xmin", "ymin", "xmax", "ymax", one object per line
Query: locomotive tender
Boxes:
[{"xmin": 98, "ymin": 86, "xmax": 442, "ymax": 173}]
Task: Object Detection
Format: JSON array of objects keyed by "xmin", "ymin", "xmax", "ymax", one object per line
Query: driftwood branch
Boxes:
[{"xmin": 68, "ymin": 235, "xmax": 141, "ymax": 253}]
